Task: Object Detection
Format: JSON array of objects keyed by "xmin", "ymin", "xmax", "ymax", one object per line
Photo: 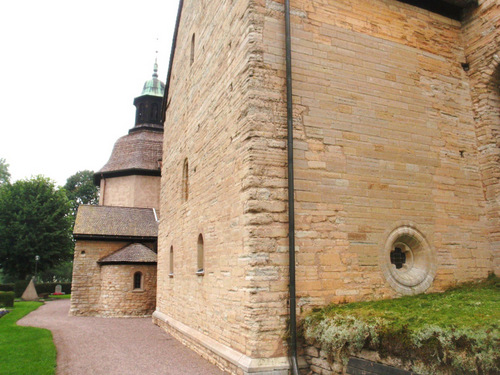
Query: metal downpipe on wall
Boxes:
[{"xmin": 285, "ymin": 1, "xmax": 300, "ymax": 374}]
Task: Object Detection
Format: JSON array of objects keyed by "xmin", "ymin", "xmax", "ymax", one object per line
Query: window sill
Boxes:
[
  {"xmin": 132, "ymin": 289, "xmax": 144, "ymax": 293},
  {"xmin": 168, "ymin": 273, "xmax": 174, "ymax": 278},
  {"xmin": 195, "ymin": 270, "xmax": 204, "ymax": 276}
]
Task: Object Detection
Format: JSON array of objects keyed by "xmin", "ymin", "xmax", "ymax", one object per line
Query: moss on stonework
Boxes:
[{"xmin": 302, "ymin": 274, "xmax": 499, "ymax": 375}]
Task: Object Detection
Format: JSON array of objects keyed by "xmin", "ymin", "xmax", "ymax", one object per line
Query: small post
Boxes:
[{"xmin": 34, "ymin": 255, "xmax": 40, "ymax": 283}]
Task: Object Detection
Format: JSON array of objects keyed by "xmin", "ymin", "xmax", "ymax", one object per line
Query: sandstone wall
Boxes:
[
  {"xmin": 100, "ymin": 175, "xmax": 161, "ymax": 211},
  {"xmin": 70, "ymin": 240, "xmax": 156, "ymax": 316},
  {"xmin": 71, "ymin": 240, "xmax": 127, "ymax": 316},
  {"xmin": 99, "ymin": 264, "xmax": 156, "ymax": 317},
  {"xmin": 157, "ymin": 0, "xmax": 497, "ymax": 373},
  {"xmin": 462, "ymin": 0, "xmax": 500, "ymax": 273},
  {"xmin": 303, "ymin": 345, "xmax": 427, "ymax": 375},
  {"xmin": 157, "ymin": 0, "xmax": 284, "ymax": 366},
  {"xmin": 255, "ymin": 0, "xmax": 493, "ymax": 314}
]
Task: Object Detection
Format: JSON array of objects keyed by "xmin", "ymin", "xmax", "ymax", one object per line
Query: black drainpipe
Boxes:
[{"xmin": 285, "ymin": 1, "xmax": 299, "ymax": 374}]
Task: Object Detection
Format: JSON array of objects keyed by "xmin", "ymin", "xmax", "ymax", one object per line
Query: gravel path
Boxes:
[{"xmin": 18, "ymin": 300, "xmax": 226, "ymax": 375}]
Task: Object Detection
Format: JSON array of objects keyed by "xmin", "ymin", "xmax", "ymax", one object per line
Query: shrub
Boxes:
[
  {"xmin": 302, "ymin": 276, "xmax": 500, "ymax": 375},
  {"xmin": 0, "ymin": 291, "xmax": 14, "ymax": 307},
  {"xmin": 14, "ymin": 280, "xmax": 29, "ymax": 298},
  {"xmin": 35, "ymin": 282, "xmax": 71, "ymax": 295},
  {"xmin": 12, "ymin": 281, "xmax": 72, "ymax": 298},
  {"xmin": 0, "ymin": 283, "xmax": 14, "ymax": 292},
  {"xmin": 305, "ymin": 315, "xmax": 383, "ymax": 363}
]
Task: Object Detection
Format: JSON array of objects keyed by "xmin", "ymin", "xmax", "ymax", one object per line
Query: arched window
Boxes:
[
  {"xmin": 138, "ymin": 103, "xmax": 145, "ymax": 121},
  {"xmin": 190, "ymin": 33, "xmax": 195, "ymax": 66},
  {"xmin": 133, "ymin": 271, "xmax": 142, "ymax": 289},
  {"xmin": 197, "ymin": 234, "xmax": 204, "ymax": 275},
  {"xmin": 169, "ymin": 246, "xmax": 174, "ymax": 277},
  {"xmin": 182, "ymin": 158, "xmax": 189, "ymax": 201},
  {"xmin": 151, "ymin": 103, "xmax": 158, "ymax": 121}
]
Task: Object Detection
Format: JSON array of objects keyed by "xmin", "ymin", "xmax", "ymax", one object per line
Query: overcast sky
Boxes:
[{"xmin": 0, "ymin": 0, "xmax": 179, "ymax": 186}]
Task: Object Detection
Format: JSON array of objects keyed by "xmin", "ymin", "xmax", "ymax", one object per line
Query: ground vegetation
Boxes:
[
  {"xmin": 0, "ymin": 301, "xmax": 56, "ymax": 375},
  {"xmin": 303, "ymin": 274, "xmax": 499, "ymax": 375}
]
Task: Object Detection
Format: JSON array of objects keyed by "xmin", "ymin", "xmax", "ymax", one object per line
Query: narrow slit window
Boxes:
[
  {"xmin": 169, "ymin": 246, "xmax": 174, "ymax": 276},
  {"xmin": 151, "ymin": 103, "xmax": 158, "ymax": 121},
  {"xmin": 190, "ymin": 33, "xmax": 195, "ymax": 66},
  {"xmin": 197, "ymin": 234, "xmax": 204, "ymax": 275},
  {"xmin": 139, "ymin": 103, "xmax": 144, "ymax": 120},
  {"xmin": 182, "ymin": 158, "xmax": 189, "ymax": 201},
  {"xmin": 133, "ymin": 271, "xmax": 142, "ymax": 289}
]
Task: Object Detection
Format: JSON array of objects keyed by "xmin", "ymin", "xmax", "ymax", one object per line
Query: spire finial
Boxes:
[{"xmin": 152, "ymin": 39, "xmax": 159, "ymax": 79}]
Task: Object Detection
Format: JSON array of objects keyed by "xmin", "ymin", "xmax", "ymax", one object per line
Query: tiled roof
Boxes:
[
  {"xmin": 74, "ymin": 205, "xmax": 158, "ymax": 238},
  {"xmin": 98, "ymin": 243, "xmax": 157, "ymax": 264},
  {"xmin": 96, "ymin": 130, "xmax": 163, "ymax": 175}
]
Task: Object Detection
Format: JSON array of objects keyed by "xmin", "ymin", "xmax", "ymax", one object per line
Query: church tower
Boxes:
[
  {"xmin": 132, "ymin": 59, "xmax": 165, "ymax": 132},
  {"xmin": 94, "ymin": 61, "xmax": 165, "ymax": 210},
  {"xmin": 70, "ymin": 61, "xmax": 165, "ymax": 317}
]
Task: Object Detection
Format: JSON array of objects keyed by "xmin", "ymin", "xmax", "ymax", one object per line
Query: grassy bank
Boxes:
[
  {"xmin": 0, "ymin": 302, "xmax": 56, "ymax": 375},
  {"xmin": 303, "ymin": 274, "xmax": 499, "ymax": 375}
]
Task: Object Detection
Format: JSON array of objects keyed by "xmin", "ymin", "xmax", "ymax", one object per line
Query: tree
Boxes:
[
  {"xmin": 0, "ymin": 158, "xmax": 10, "ymax": 185},
  {"xmin": 39, "ymin": 260, "xmax": 73, "ymax": 283},
  {"xmin": 63, "ymin": 170, "xmax": 99, "ymax": 216},
  {"xmin": 0, "ymin": 176, "xmax": 73, "ymax": 280}
]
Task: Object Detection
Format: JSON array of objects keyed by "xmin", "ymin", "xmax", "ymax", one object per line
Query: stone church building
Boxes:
[
  {"xmin": 70, "ymin": 62, "xmax": 164, "ymax": 317},
  {"xmin": 152, "ymin": 0, "xmax": 499, "ymax": 374},
  {"xmin": 70, "ymin": 0, "xmax": 498, "ymax": 373}
]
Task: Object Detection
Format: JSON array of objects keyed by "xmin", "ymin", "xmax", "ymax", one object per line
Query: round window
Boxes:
[{"xmin": 381, "ymin": 225, "xmax": 436, "ymax": 295}]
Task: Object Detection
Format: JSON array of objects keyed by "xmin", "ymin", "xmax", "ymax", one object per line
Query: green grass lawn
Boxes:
[
  {"xmin": 0, "ymin": 302, "xmax": 56, "ymax": 375},
  {"xmin": 303, "ymin": 274, "xmax": 499, "ymax": 375},
  {"xmin": 47, "ymin": 294, "xmax": 71, "ymax": 300}
]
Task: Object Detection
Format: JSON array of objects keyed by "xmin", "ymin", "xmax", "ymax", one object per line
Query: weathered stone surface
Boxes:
[
  {"xmin": 156, "ymin": 0, "xmax": 498, "ymax": 373},
  {"xmin": 462, "ymin": 0, "xmax": 500, "ymax": 274},
  {"xmin": 70, "ymin": 240, "xmax": 157, "ymax": 317},
  {"xmin": 21, "ymin": 279, "xmax": 39, "ymax": 301},
  {"xmin": 99, "ymin": 264, "xmax": 156, "ymax": 317}
]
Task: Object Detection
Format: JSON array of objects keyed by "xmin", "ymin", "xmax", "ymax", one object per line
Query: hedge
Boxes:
[
  {"xmin": 1, "ymin": 281, "xmax": 72, "ymax": 298},
  {"xmin": 35, "ymin": 282, "xmax": 71, "ymax": 295},
  {"xmin": 0, "ymin": 283, "xmax": 14, "ymax": 292},
  {"xmin": 0, "ymin": 291, "xmax": 14, "ymax": 307},
  {"xmin": 14, "ymin": 280, "xmax": 30, "ymax": 298}
]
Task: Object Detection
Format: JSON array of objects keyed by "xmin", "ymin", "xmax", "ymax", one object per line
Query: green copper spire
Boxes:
[
  {"xmin": 152, "ymin": 57, "xmax": 159, "ymax": 78},
  {"xmin": 140, "ymin": 58, "xmax": 165, "ymax": 97}
]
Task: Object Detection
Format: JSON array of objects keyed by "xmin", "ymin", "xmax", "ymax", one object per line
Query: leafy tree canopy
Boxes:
[
  {"xmin": 0, "ymin": 176, "xmax": 73, "ymax": 280},
  {"xmin": 39, "ymin": 260, "xmax": 73, "ymax": 283},
  {"xmin": 63, "ymin": 170, "xmax": 99, "ymax": 216},
  {"xmin": 0, "ymin": 158, "xmax": 10, "ymax": 185}
]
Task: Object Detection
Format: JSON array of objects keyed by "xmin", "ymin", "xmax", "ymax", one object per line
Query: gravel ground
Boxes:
[{"xmin": 18, "ymin": 300, "xmax": 226, "ymax": 375}]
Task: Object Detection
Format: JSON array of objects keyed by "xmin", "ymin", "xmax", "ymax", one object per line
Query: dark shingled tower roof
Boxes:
[
  {"xmin": 94, "ymin": 61, "xmax": 165, "ymax": 185},
  {"xmin": 74, "ymin": 205, "xmax": 158, "ymax": 240},
  {"xmin": 98, "ymin": 243, "xmax": 157, "ymax": 264},
  {"xmin": 94, "ymin": 130, "xmax": 163, "ymax": 184}
]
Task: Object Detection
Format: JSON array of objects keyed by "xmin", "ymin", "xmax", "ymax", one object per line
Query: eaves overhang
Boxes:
[
  {"xmin": 73, "ymin": 234, "xmax": 157, "ymax": 242},
  {"xmin": 98, "ymin": 261, "xmax": 157, "ymax": 265},
  {"xmin": 397, "ymin": 0, "xmax": 478, "ymax": 20},
  {"xmin": 93, "ymin": 168, "xmax": 161, "ymax": 186}
]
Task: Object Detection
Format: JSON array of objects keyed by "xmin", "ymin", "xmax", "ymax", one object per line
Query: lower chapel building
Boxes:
[
  {"xmin": 72, "ymin": 0, "xmax": 499, "ymax": 374},
  {"xmin": 70, "ymin": 62, "xmax": 164, "ymax": 317}
]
